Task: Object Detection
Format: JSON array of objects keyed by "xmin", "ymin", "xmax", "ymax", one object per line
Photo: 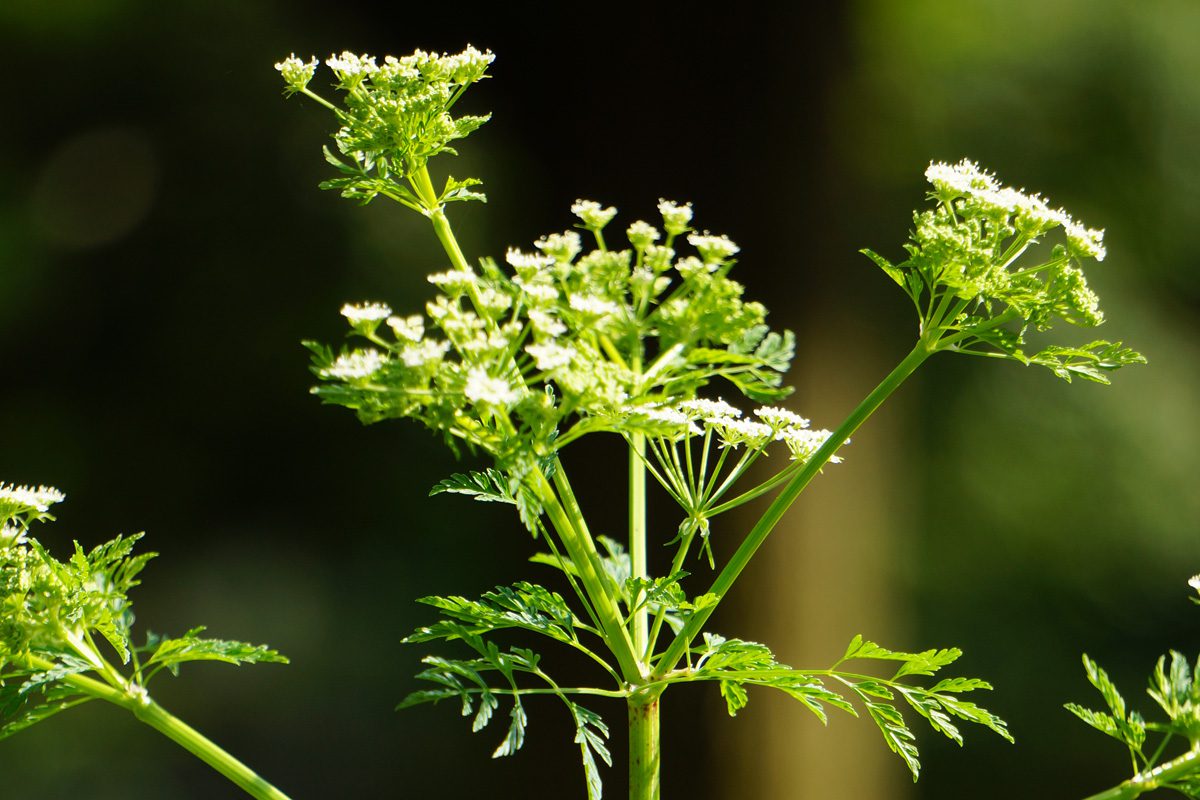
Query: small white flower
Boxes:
[
  {"xmin": 688, "ymin": 233, "xmax": 740, "ymax": 264},
  {"xmin": 387, "ymin": 315, "xmax": 425, "ymax": 342},
  {"xmin": 513, "ymin": 277, "xmax": 559, "ymax": 304},
  {"xmin": 322, "ymin": 349, "xmax": 387, "ymax": 380},
  {"xmin": 781, "ymin": 428, "xmax": 841, "ymax": 463},
  {"xmin": 464, "ymin": 368, "xmax": 522, "ymax": 407},
  {"xmin": 428, "ymin": 270, "xmax": 477, "ymax": 288},
  {"xmin": 475, "ymin": 287, "xmax": 513, "ymax": 315},
  {"xmin": 708, "ymin": 417, "xmax": 773, "ymax": 448},
  {"xmin": 641, "ymin": 407, "xmax": 692, "ymax": 426},
  {"xmin": 1190, "ymin": 574, "xmax": 1200, "ymax": 593},
  {"xmin": 506, "ymin": 248, "xmax": 555, "ymax": 273},
  {"xmin": 627, "ymin": 220, "xmax": 661, "ymax": 249},
  {"xmin": 376, "ymin": 54, "xmax": 421, "ymax": 83},
  {"xmin": 0, "ymin": 523, "xmax": 26, "ymax": 547},
  {"xmin": 442, "ymin": 45, "xmax": 494, "ymax": 82},
  {"xmin": 571, "ymin": 200, "xmax": 618, "ymax": 230},
  {"xmin": 569, "ymin": 294, "xmax": 620, "ymax": 317},
  {"xmin": 534, "ymin": 231, "xmax": 582, "ymax": 263},
  {"xmin": 275, "ymin": 54, "xmax": 318, "ymax": 91},
  {"xmin": 658, "ymin": 199, "xmax": 693, "ymax": 235},
  {"xmin": 623, "ymin": 404, "xmax": 702, "ymax": 437},
  {"xmin": 326, "ymin": 51, "xmax": 379, "ymax": 77},
  {"xmin": 341, "ymin": 302, "xmax": 393, "ymax": 324},
  {"xmin": 0, "ymin": 484, "xmax": 66, "ymax": 512},
  {"xmin": 675, "ymin": 255, "xmax": 711, "ymax": 279},
  {"xmin": 754, "ymin": 406, "xmax": 810, "ymax": 431},
  {"xmin": 529, "ymin": 309, "xmax": 567, "ymax": 338},
  {"xmin": 678, "ymin": 398, "xmax": 742, "ymax": 419},
  {"xmin": 643, "ymin": 244, "xmax": 675, "ymax": 273},
  {"xmin": 1064, "ymin": 222, "xmax": 1107, "ymax": 261},
  {"xmin": 526, "ymin": 342, "xmax": 574, "ymax": 371},
  {"xmin": 400, "ymin": 339, "xmax": 450, "ymax": 367},
  {"xmin": 925, "ymin": 159, "xmax": 998, "ymax": 196}
]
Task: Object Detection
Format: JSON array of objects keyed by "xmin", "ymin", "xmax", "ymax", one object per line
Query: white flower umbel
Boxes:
[
  {"xmin": 322, "ymin": 349, "xmax": 387, "ymax": 380},
  {"xmin": 627, "ymin": 221, "xmax": 661, "ymax": 250},
  {"xmin": 387, "ymin": 315, "xmax": 425, "ymax": 342},
  {"xmin": 505, "ymin": 248, "xmax": 555, "ymax": 275},
  {"xmin": 400, "ymin": 339, "xmax": 450, "ymax": 367},
  {"xmin": 754, "ymin": 406, "xmax": 811, "ymax": 432},
  {"xmin": 326, "ymin": 51, "xmax": 379, "ymax": 78},
  {"xmin": 571, "ymin": 200, "xmax": 618, "ymax": 231},
  {"xmin": 925, "ymin": 159, "xmax": 1106, "ymax": 261},
  {"xmin": 678, "ymin": 398, "xmax": 742, "ymax": 420},
  {"xmin": 526, "ymin": 342, "xmax": 575, "ymax": 371},
  {"xmin": 528, "ymin": 309, "xmax": 567, "ymax": 338},
  {"xmin": 428, "ymin": 270, "xmax": 478, "ymax": 291},
  {"xmin": 0, "ymin": 523, "xmax": 26, "ymax": 547},
  {"xmin": 658, "ymin": 199, "xmax": 693, "ymax": 236},
  {"xmin": 513, "ymin": 278, "xmax": 559, "ymax": 305},
  {"xmin": 781, "ymin": 428, "xmax": 841, "ymax": 463},
  {"xmin": 341, "ymin": 302, "xmax": 393, "ymax": 324},
  {"xmin": 0, "ymin": 483, "xmax": 66, "ymax": 513},
  {"xmin": 568, "ymin": 294, "xmax": 620, "ymax": 317},
  {"xmin": 707, "ymin": 417, "xmax": 773, "ymax": 449},
  {"xmin": 534, "ymin": 231, "xmax": 582, "ymax": 263},
  {"xmin": 274, "ymin": 54, "xmax": 318, "ymax": 93},
  {"xmin": 442, "ymin": 45, "xmax": 494, "ymax": 83},
  {"xmin": 464, "ymin": 368, "xmax": 522, "ymax": 407},
  {"xmin": 688, "ymin": 233, "xmax": 740, "ymax": 264}
]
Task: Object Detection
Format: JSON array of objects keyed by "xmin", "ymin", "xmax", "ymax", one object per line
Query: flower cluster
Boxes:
[
  {"xmin": 861, "ymin": 160, "xmax": 1145, "ymax": 383},
  {"xmin": 925, "ymin": 160, "xmax": 1105, "ymax": 260},
  {"xmin": 278, "ymin": 47, "xmax": 495, "ymax": 207},
  {"xmin": 307, "ymin": 202, "xmax": 795, "ymax": 466}
]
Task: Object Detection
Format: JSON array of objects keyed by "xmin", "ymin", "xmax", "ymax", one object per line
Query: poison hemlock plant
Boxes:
[
  {"xmin": 1067, "ymin": 578, "xmax": 1200, "ymax": 800},
  {"xmin": 277, "ymin": 47, "xmax": 1145, "ymax": 799},
  {"xmin": 0, "ymin": 485, "xmax": 292, "ymax": 800}
]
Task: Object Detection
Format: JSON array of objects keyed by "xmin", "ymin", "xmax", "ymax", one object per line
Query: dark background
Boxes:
[{"xmin": 1, "ymin": 1, "xmax": 1197, "ymax": 797}]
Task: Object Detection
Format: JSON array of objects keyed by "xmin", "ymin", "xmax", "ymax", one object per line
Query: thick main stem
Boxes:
[
  {"xmin": 628, "ymin": 693, "xmax": 661, "ymax": 800},
  {"xmin": 653, "ymin": 342, "xmax": 933, "ymax": 678},
  {"xmin": 1082, "ymin": 748, "xmax": 1200, "ymax": 800}
]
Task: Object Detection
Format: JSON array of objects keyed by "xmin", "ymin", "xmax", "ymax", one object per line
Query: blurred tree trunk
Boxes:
[{"xmin": 715, "ymin": 316, "xmax": 912, "ymax": 800}]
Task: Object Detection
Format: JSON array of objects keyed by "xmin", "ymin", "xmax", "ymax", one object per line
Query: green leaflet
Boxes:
[
  {"xmin": 682, "ymin": 633, "xmax": 1011, "ymax": 780},
  {"xmin": 398, "ymin": 628, "xmax": 612, "ymax": 798},
  {"xmin": 140, "ymin": 627, "xmax": 287, "ymax": 680}
]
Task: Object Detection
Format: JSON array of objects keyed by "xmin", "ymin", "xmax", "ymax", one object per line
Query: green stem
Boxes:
[
  {"xmin": 652, "ymin": 342, "xmax": 933, "ymax": 679},
  {"xmin": 630, "ymin": 431, "xmax": 649, "ymax": 658},
  {"xmin": 131, "ymin": 700, "xmax": 292, "ymax": 800},
  {"xmin": 33, "ymin": 657, "xmax": 291, "ymax": 800},
  {"xmin": 530, "ymin": 468, "xmax": 642, "ymax": 683},
  {"xmin": 628, "ymin": 692, "xmax": 661, "ymax": 800},
  {"xmin": 1081, "ymin": 747, "xmax": 1200, "ymax": 800}
]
